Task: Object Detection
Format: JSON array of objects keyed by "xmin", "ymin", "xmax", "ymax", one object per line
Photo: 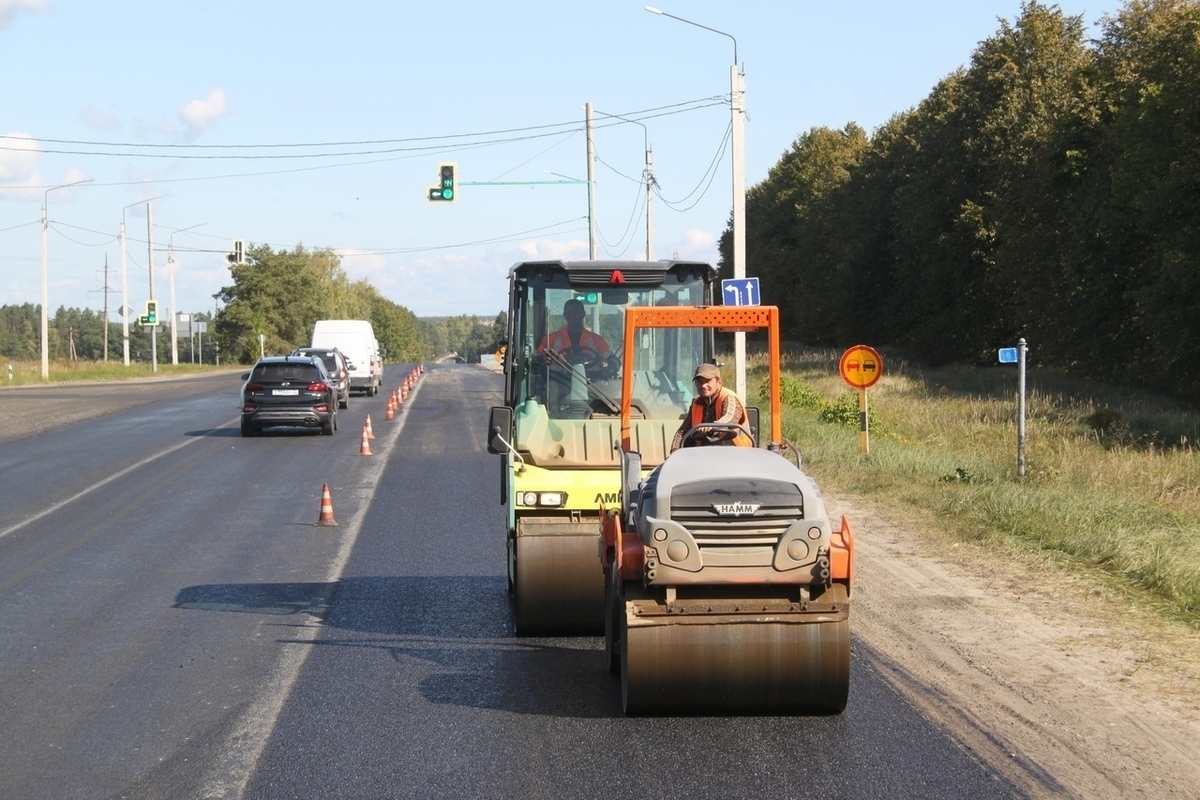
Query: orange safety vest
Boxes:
[
  {"xmin": 686, "ymin": 386, "xmax": 753, "ymax": 447},
  {"xmin": 537, "ymin": 327, "xmax": 609, "ymax": 354}
]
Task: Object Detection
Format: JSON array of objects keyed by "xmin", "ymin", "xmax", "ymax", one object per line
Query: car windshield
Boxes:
[{"xmin": 253, "ymin": 363, "xmax": 321, "ymax": 382}]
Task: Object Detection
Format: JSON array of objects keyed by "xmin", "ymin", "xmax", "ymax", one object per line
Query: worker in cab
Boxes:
[
  {"xmin": 537, "ymin": 298, "xmax": 610, "ymax": 357},
  {"xmin": 670, "ymin": 363, "xmax": 754, "ymax": 452}
]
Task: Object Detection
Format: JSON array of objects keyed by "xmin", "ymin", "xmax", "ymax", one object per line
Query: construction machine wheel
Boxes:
[
  {"xmin": 619, "ymin": 583, "xmax": 850, "ymax": 715},
  {"xmin": 510, "ymin": 529, "xmax": 605, "ymax": 635}
]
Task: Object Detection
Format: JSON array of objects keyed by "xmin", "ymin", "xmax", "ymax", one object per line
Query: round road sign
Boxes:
[{"xmin": 839, "ymin": 345, "xmax": 883, "ymax": 389}]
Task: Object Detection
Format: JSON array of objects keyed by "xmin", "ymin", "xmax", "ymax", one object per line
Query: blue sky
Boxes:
[{"xmin": 1, "ymin": 0, "xmax": 1125, "ymax": 322}]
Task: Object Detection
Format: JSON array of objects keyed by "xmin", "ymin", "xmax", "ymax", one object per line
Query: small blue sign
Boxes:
[
  {"xmin": 998, "ymin": 347, "xmax": 1019, "ymax": 364},
  {"xmin": 721, "ymin": 277, "xmax": 761, "ymax": 306}
]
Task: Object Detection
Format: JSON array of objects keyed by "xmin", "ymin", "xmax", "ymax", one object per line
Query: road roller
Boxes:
[
  {"xmin": 600, "ymin": 305, "xmax": 854, "ymax": 714},
  {"xmin": 487, "ymin": 260, "xmax": 720, "ymax": 634}
]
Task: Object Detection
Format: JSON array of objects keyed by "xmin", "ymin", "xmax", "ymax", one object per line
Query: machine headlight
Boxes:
[{"xmin": 519, "ymin": 491, "xmax": 566, "ymax": 507}]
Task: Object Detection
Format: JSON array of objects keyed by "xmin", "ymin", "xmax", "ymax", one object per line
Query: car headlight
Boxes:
[{"xmin": 518, "ymin": 491, "xmax": 566, "ymax": 507}]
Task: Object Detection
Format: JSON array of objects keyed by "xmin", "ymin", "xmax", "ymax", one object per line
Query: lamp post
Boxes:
[
  {"xmin": 166, "ymin": 223, "xmax": 206, "ymax": 365},
  {"xmin": 40, "ymin": 178, "xmax": 93, "ymax": 379},
  {"xmin": 646, "ymin": 6, "xmax": 747, "ymax": 398},
  {"xmin": 120, "ymin": 195, "xmax": 164, "ymax": 367},
  {"xmin": 596, "ymin": 109, "xmax": 655, "ymax": 260}
]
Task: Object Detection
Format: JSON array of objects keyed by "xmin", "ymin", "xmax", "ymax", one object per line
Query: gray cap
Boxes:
[{"xmin": 693, "ymin": 363, "xmax": 721, "ymax": 381}]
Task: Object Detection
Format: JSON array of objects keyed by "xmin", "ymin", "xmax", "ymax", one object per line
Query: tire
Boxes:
[
  {"xmin": 321, "ymin": 410, "xmax": 335, "ymax": 436},
  {"xmin": 240, "ymin": 417, "xmax": 256, "ymax": 437}
]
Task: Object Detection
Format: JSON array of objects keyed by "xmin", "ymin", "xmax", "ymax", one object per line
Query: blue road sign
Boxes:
[
  {"xmin": 721, "ymin": 277, "xmax": 761, "ymax": 306},
  {"xmin": 998, "ymin": 347, "xmax": 1019, "ymax": 364}
]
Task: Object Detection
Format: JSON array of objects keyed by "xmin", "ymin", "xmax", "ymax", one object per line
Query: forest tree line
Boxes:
[{"xmin": 719, "ymin": 0, "xmax": 1200, "ymax": 403}]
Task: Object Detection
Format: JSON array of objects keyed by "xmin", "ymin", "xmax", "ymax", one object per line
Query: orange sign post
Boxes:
[{"xmin": 839, "ymin": 345, "xmax": 883, "ymax": 455}]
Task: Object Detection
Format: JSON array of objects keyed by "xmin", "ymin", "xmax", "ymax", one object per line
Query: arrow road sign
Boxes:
[{"xmin": 721, "ymin": 277, "xmax": 761, "ymax": 306}]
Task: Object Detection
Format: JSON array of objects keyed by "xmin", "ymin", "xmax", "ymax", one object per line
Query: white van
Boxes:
[{"xmin": 311, "ymin": 319, "xmax": 382, "ymax": 396}]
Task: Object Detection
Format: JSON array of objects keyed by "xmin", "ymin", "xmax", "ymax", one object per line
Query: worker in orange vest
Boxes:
[
  {"xmin": 670, "ymin": 363, "xmax": 753, "ymax": 452},
  {"xmin": 537, "ymin": 298, "xmax": 610, "ymax": 357}
]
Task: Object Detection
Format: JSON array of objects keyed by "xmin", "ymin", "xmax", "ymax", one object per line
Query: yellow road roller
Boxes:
[{"xmin": 487, "ymin": 260, "xmax": 719, "ymax": 634}]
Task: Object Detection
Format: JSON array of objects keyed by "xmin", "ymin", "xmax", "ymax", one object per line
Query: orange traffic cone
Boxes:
[
  {"xmin": 358, "ymin": 425, "xmax": 372, "ymax": 456},
  {"xmin": 315, "ymin": 484, "xmax": 339, "ymax": 526},
  {"xmin": 364, "ymin": 413, "xmax": 376, "ymax": 439},
  {"xmin": 385, "ymin": 397, "xmax": 395, "ymax": 420}
]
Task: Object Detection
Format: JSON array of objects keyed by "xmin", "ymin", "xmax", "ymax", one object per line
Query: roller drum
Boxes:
[
  {"xmin": 621, "ymin": 584, "xmax": 850, "ymax": 715},
  {"xmin": 511, "ymin": 531, "xmax": 605, "ymax": 635}
]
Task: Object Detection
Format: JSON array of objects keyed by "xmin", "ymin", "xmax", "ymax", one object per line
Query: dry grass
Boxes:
[
  {"xmin": 0, "ymin": 358, "xmax": 224, "ymax": 387},
  {"xmin": 734, "ymin": 347, "xmax": 1200, "ymax": 626}
]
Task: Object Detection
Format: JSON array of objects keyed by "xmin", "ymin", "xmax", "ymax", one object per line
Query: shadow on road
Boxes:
[{"xmin": 173, "ymin": 575, "xmax": 621, "ymax": 718}]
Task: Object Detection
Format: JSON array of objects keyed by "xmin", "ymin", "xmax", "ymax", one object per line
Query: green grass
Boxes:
[
  {"xmin": 0, "ymin": 358, "xmax": 232, "ymax": 386},
  {"xmin": 742, "ymin": 347, "xmax": 1200, "ymax": 628}
]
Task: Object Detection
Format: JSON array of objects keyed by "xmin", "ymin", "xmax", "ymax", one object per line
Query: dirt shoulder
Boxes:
[{"xmin": 838, "ymin": 493, "xmax": 1200, "ymax": 798}]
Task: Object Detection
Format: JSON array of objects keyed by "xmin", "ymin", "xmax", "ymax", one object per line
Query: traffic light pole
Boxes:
[{"xmin": 147, "ymin": 202, "xmax": 157, "ymax": 373}]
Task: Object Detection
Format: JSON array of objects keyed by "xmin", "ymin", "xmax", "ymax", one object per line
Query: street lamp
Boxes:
[
  {"xmin": 646, "ymin": 6, "xmax": 747, "ymax": 398},
  {"xmin": 120, "ymin": 195, "xmax": 165, "ymax": 366},
  {"xmin": 167, "ymin": 223, "xmax": 206, "ymax": 365},
  {"xmin": 41, "ymin": 178, "xmax": 94, "ymax": 379},
  {"xmin": 596, "ymin": 109, "xmax": 655, "ymax": 260}
]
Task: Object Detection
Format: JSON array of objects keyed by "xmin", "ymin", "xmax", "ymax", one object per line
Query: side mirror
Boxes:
[
  {"xmin": 745, "ymin": 406, "xmax": 760, "ymax": 447},
  {"xmin": 487, "ymin": 406, "xmax": 513, "ymax": 455}
]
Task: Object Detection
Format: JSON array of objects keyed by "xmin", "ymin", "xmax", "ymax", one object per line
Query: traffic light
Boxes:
[
  {"xmin": 573, "ymin": 291, "xmax": 600, "ymax": 304},
  {"xmin": 140, "ymin": 300, "xmax": 158, "ymax": 326},
  {"xmin": 428, "ymin": 162, "xmax": 457, "ymax": 202},
  {"xmin": 226, "ymin": 239, "xmax": 245, "ymax": 265}
]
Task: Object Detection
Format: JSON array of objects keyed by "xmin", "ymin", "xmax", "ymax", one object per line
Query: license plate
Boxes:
[{"xmin": 273, "ymin": 389, "xmax": 299, "ymax": 396}]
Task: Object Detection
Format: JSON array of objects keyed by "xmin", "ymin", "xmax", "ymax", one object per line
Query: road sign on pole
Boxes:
[
  {"xmin": 721, "ymin": 277, "xmax": 760, "ymax": 306},
  {"xmin": 999, "ymin": 340, "xmax": 1029, "ymax": 476},
  {"xmin": 839, "ymin": 345, "xmax": 883, "ymax": 456}
]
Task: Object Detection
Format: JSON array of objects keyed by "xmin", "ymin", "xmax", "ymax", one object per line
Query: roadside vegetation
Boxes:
[
  {"xmin": 748, "ymin": 348, "xmax": 1200, "ymax": 630},
  {"xmin": 1, "ymin": 358, "xmax": 231, "ymax": 387}
]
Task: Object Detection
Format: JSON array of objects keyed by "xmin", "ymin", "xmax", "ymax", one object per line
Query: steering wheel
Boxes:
[
  {"xmin": 558, "ymin": 346, "xmax": 619, "ymax": 380},
  {"xmin": 681, "ymin": 421, "xmax": 754, "ymax": 447}
]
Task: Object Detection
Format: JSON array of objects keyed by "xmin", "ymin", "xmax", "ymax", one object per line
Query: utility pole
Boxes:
[
  {"xmin": 147, "ymin": 202, "xmax": 157, "ymax": 373},
  {"xmin": 731, "ymin": 61, "xmax": 748, "ymax": 399},
  {"xmin": 595, "ymin": 109, "xmax": 654, "ymax": 260},
  {"xmin": 102, "ymin": 255, "xmax": 110, "ymax": 361},
  {"xmin": 646, "ymin": 145, "xmax": 655, "ymax": 260},
  {"xmin": 585, "ymin": 102, "xmax": 597, "ymax": 260}
]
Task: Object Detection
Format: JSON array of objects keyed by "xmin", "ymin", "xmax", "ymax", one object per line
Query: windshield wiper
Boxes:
[{"xmin": 542, "ymin": 349, "xmax": 622, "ymax": 415}]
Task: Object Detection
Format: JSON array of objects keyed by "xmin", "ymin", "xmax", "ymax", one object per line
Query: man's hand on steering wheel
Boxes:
[
  {"xmin": 682, "ymin": 421, "xmax": 752, "ymax": 447},
  {"xmin": 557, "ymin": 345, "xmax": 619, "ymax": 379}
]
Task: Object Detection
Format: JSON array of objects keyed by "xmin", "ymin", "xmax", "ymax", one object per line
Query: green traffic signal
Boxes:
[
  {"xmin": 428, "ymin": 162, "xmax": 457, "ymax": 202},
  {"xmin": 140, "ymin": 300, "xmax": 158, "ymax": 326}
]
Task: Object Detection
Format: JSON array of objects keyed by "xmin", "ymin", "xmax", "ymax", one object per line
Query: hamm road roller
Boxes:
[{"xmin": 601, "ymin": 305, "xmax": 854, "ymax": 714}]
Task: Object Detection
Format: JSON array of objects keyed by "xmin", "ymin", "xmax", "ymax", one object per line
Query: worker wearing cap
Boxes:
[
  {"xmin": 670, "ymin": 363, "xmax": 753, "ymax": 452},
  {"xmin": 537, "ymin": 298, "xmax": 610, "ymax": 356}
]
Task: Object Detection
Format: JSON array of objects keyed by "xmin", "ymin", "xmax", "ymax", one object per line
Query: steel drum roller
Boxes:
[{"xmin": 620, "ymin": 584, "xmax": 850, "ymax": 715}]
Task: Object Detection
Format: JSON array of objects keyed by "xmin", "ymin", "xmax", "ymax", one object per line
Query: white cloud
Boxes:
[
  {"xmin": 0, "ymin": 132, "xmax": 43, "ymax": 200},
  {"xmin": 178, "ymin": 88, "xmax": 229, "ymax": 136},
  {"xmin": 79, "ymin": 105, "xmax": 122, "ymax": 132},
  {"xmin": 0, "ymin": 0, "xmax": 48, "ymax": 29},
  {"xmin": 517, "ymin": 237, "xmax": 589, "ymax": 261}
]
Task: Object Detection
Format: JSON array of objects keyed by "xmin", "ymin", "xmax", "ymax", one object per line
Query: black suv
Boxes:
[
  {"xmin": 241, "ymin": 356, "xmax": 338, "ymax": 437},
  {"xmin": 291, "ymin": 346, "xmax": 351, "ymax": 409}
]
